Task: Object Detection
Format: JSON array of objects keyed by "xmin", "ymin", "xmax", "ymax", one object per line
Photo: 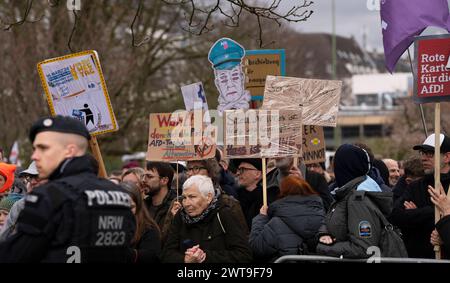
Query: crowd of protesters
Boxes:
[{"xmin": 1, "ymin": 116, "xmax": 450, "ymax": 262}]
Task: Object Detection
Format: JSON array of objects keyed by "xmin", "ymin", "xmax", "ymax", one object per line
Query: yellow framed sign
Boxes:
[{"xmin": 37, "ymin": 50, "xmax": 118, "ymax": 136}]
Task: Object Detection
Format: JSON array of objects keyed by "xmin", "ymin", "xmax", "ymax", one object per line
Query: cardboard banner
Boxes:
[
  {"xmin": 244, "ymin": 49, "xmax": 286, "ymax": 101},
  {"xmin": 414, "ymin": 34, "xmax": 450, "ymax": 104},
  {"xmin": 302, "ymin": 125, "xmax": 326, "ymax": 165},
  {"xmin": 37, "ymin": 50, "xmax": 118, "ymax": 136},
  {"xmin": 223, "ymin": 109, "xmax": 302, "ymax": 159},
  {"xmin": 146, "ymin": 111, "xmax": 216, "ymax": 161},
  {"xmin": 262, "ymin": 75, "xmax": 341, "ymax": 127}
]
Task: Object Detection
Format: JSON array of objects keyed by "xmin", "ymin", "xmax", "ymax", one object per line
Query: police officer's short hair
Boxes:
[
  {"xmin": 146, "ymin": 161, "xmax": 174, "ymax": 186},
  {"xmin": 182, "ymin": 175, "xmax": 215, "ymax": 198}
]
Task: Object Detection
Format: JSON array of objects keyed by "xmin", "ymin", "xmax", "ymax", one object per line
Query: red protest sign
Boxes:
[{"xmin": 414, "ymin": 34, "xmax": 450, "ymax": 104}]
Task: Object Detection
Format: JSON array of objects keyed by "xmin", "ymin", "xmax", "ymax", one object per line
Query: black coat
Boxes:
[
  {"xmin": 389, "ymin": 173, "xmax": 450, "ymax": 259},
  {"xmin": 436, "ymin": 215, "xmax": 450, "ymax": 256},
  {"xmin": 219, "ymin": 168, "xmax": 239, "ymax": 199},
  {"xmin": 161, "ymin": 203, "xmax": 252, "ymax": 263},
  {"xmin": 145, "ymin": 188, "xmax": 176, "ymax": 230},
  {"xmin": 0, "ymin": 155, "xmax": 136, "ymax": 263},
  {"xmin": 316, "ymin": 177, "xmax": 393, "ymax": 259},
  {"xmin": 237, "ymin": 182, "xmax": 279, "ymax": 230},
  {"xmin": 249, "ymin": 195, "xmax": 325, "ymax": 261},
  {"xmin": 129, "ymin": 227, "xmax": 161, "ymax": 263}
]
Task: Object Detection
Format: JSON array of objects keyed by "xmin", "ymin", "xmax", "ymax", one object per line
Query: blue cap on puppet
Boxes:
[{"xmin": 208, "ymin": 38, "xmax": 245, "ymax": 70}]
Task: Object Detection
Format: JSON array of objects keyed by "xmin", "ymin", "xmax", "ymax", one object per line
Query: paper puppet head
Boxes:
[{"xmin": 208, "ymin": 38, "xmax": 251, "ymax": 114}]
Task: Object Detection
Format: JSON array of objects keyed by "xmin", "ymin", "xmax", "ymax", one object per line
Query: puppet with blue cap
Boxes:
[{"xmin": 208, "ymin": 38, "xmax": 251, "ymax": 114}]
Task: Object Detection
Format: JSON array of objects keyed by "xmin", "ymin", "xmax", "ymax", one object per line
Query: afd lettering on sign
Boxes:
[
  {"xmin": 84, "ymin": 190, "xmax": 131, "ymax": 207},
  {"xmin": 414, "ymin": 34, "xmax": 450, "ymax": 104}
]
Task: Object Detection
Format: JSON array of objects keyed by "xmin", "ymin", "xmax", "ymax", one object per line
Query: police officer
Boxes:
[{"xmin": 0, "ymin": 116, "xmax": 136, "ymax": 262}]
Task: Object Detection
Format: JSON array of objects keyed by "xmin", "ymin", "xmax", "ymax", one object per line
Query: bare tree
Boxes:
[{"xmin": 0, "ymin": 0, "xmax": 314, "ymax": 162}]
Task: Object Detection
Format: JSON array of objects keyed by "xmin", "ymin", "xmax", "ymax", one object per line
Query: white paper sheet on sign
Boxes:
[
  {"xmin": 262, "ymin": 76, "xmax": 342, "ymax": 127},
  {"xmin": 37, "ymin": 50, "xmax": 118, "ymax": 136},
  {"xmin": 181, "ymin": 82, "xmax": 211, "ymax": 123}
]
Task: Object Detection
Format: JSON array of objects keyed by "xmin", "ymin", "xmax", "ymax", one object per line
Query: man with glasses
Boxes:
[
  {"xmin": 0, "ymin": 161, "xmax": 47, "ymax": 241},
  {"xmin": 390, "ymin": 133, "xmax": 450, "ymax": 258},
  {"xmin": 142, "ymin": 161, "xmax": 175, "ymax": 230},
  {"xmin": 233, "ymin": 158, "xmax": 279, "ymax": 229}
]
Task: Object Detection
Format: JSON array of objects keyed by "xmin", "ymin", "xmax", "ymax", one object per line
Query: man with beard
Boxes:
[
  {"xmin": 142, "ymin": 162, "xmax": 175, "ymax": 230},
  {"xmin": 390, "ymin": 133, "xmax": 450, "ymax": 258}
]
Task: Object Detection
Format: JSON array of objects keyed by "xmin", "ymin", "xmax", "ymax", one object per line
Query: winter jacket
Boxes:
[
  {"xmin": 128, "ymin": 227, "xmax": 161, "ymax": 263},
  {"xmin": 145, "ymin": 188, "xmax": 177, "ymax": 230},
  {"xmin": 436, "ymin": 215, "xmax": 450, "ymax": 256},
  {"xmin": 249, "ymin": 195, "xmax": 325, "ymax": 261},
  {"xmin": 266, "ymin": 168, "xmax": 334, "ymax": 213},
  {"xmin": 389, "ymin": 173, "xmax": 450, "ymax": 259},
  {"xmin": 219, "ymin": 168, "xmax": 239, "ymax": 199},
  {"xmin": 316, "ymin": 176, "xmax": 394, "ymax": 259},
  {"xmin": 160, "ymin": 203, "xmax": 253, "ymax": 263},
  {"xmin": 161, "ymin": 188, "xmax": 248, "ymax": 244},
  {"xmin": 237, "ymin": 181, "xmax": 279, "ymax": 230}
]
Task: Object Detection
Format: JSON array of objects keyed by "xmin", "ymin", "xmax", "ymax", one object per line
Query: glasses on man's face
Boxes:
[
  {"xmin": 187, "ymin": 166, "xmax": 207, "ymax": 174},
  {"xmin": 23, "ymin": 175, "xmax": 38, "ymax": 185},
  {"xmin": 419, "ymin": 150, "xmax": 434, "ymax": 158},
  {"xmin": 237, "ymin": 167, "xmax": 258, "ymax": 174}
]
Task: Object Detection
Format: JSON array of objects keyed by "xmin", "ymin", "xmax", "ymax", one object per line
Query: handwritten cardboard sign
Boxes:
[
  {"xmin": 146, "ymin": 112, "xmax": 216, "ymax": 161},
  {"xmin": 223, "ymin": 109, "xmax": 302, "ymax": 159},
  {"xmin": 37, "ymin": 50, "xmax": 118, "ymax": 136},
  {"xmin": 302, "ymin": 125, "xmax": 326, "ymax": 164},
  {"xmin": 244, "ymin": 49, "xmax": 286, "ymax": 101},
  {"xmin": 262, "ymin": 75, "xmax": 341, "ymax": 127}
]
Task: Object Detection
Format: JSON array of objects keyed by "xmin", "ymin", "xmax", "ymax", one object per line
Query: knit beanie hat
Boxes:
[
  {"xmin": 0, "ymin": 193, "xmax": 23, "ymax": 212},
  {"xmin": 0, "ymin": 163, "xmax": 16, "ymax": 193}
]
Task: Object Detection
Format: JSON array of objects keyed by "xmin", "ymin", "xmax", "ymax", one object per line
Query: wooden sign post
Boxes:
[
  {"xmin": 89, "ymin": 136, "xmax": 107, "ymax": 178},
  {"xmin": 434, "ymin": 103, "xmax": 441, "ymax": 259}
]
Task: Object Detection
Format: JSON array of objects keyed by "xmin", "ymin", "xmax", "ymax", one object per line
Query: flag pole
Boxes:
[{"xmin": 407, "ymin": 48, "xmax": 428, "ymax": 139}]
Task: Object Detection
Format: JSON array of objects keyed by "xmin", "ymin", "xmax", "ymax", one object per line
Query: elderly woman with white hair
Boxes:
[{"xmin": 161, "ymin": 175, "xmax": 252, "ymax": 263}]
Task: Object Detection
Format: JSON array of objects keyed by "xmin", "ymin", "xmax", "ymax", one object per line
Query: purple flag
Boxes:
[{"xmin": 381, "ymin": 0, "xmax": 450, "ymax": 73}]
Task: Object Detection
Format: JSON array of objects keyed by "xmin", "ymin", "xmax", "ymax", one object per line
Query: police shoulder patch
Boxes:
[{"xmin": 358, "ymin": 221, "xmax": 372, "ymax": 238}]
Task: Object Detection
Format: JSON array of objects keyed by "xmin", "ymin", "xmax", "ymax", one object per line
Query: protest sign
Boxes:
[
  {"xmin": 244, "ymin": 49, "xmax": 286, "ymax": 101},
  {"xmin": 146, "ymin": 111, "xmax": 216, "ymax": 161},
  {"xmin": 302, "ymin": 125, "xmax": 326, "ymax": 165},
  {"xmin": 223, "ymin": 109, "xmax": 302, "ymax": 159},
  {"xmin": 37, "ymin": 50, "xmax": 118, "ymax": 136},
  {"xmin": 414, "ymin": 34, "xmax": 450, "ymax": 104},
  {"xmin": 262, "ymin": 75, "xmax": 341, "ymax": 127}
]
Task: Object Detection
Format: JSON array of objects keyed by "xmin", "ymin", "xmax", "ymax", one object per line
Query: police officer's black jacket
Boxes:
[
  {"xmin": 0, "ymin": 155, "xmax": 136, "ymax": 263},
  {"xmin": 389, "ymin": 172, "xmax": 450, "ymax": 259}
]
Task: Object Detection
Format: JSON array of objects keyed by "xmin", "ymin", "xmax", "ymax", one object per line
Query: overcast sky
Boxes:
[{"xmin": 279, "ymin": 0, "xmax": 450, "ymax": 52}]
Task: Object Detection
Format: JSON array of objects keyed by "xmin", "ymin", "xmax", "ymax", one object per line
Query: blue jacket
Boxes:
[{"xmin": 249, "ymin": 195, "xmax": 325, "ymax": 261}]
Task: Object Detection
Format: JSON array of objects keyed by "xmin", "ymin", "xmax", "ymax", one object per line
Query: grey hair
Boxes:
[{"xmin": 182, "ymin": 175, "xmax": 215, "ymax": 198}]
